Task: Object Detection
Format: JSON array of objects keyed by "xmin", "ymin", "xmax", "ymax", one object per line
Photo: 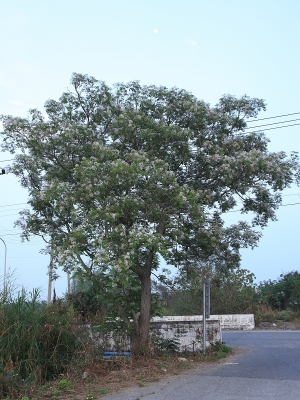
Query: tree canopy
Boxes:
[{"xmin": 1, "ymin": 73, "xmax": 298, "ymax": 349}]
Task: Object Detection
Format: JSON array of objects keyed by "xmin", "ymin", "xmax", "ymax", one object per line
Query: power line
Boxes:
[
  {"xmin": 1, "ymin": 202, "xmax": 299, "ymax": 220},
  {"xmin": 245, "ymin": 118, "xmax": 300, "ymax": 130},
  {"xmin": 280, "ymin": 202, "xmax": 300, "ymax": 207},
  {"xmin": 244, "ymin": 123, "xmax": 300, "ymax": 133},
  {"xmin": 0, "ymin": 236, "xmax": 44, "ymax": 243},
  {"xmin": 0, "ymin": 226, "xmax": 23, "ymax": 234},
  {"xmin": 0, "ymin": 213, "xmax": 25, "ymax": 218},
  {"xmin": 0, "ymin": 192, "xmax": 299, "ymax": 217},
  {"xmin": 247, "ymin": 112, "xmax": 300, "ymax": 123},
  {"xmin": 227, "ymin": 202, "xmax": 300, "ymax": 213},
  {"xmin": 2, "ymin": 256, "xmax": 46, "ymax": 259},
  {"xmin": 0, "ymin": 203, "xmax": 28, "ymax": 208},
  {"xmin": 0, "ymin": 158, "xmax": 14, "ymax": 163},
  {"xmin": 2, "ymin": 241, "xmax": 44, "ymax": 245},
  {"xmin": 0, "ymin": 207, "xmax": 30, "ymax": 214},
  {"xmin": 0, "ymin": 191, "xmax": 298, "ymax": 211},
  {"xmin": 0, "ymin": 230, "xmax": 43, "ymax": 240},
  {"xmin": 282, "ymin": 193, "xmax": 300, "ymax": 197},
  {"xmin": 0, "ymin": 233, "xmax": 24, "ymax": 236}
]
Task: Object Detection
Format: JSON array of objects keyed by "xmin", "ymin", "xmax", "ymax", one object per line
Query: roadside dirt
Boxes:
[{"xmin": 37, "ymin": 350, "xmax": 232, "ymax": 400}]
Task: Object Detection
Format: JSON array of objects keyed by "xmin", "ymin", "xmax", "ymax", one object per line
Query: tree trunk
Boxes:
[{"xmin": 132, "ymin": 270, "xmax": 151, "ymax": 354}]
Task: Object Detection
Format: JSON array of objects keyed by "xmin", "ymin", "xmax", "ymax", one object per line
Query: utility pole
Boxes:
[
  {"xmin": 47, "ymin": 251, "xmax": 53, "ymax": 305},
  {"xmin": 0, "ymin": 237, "xmax": 7, "ymax": 291},
  {"xmin": 67, "ymin": 272, "xmax": 71, "ymax": 294},
  {"xmin": 202, "ymin": 279, "xmax": 211, "ymax": 355},
  {"xmin": 1, "ymin": 170, "xmax": 7, "ymax": 290},
  {"xmin": 202, "ymin": 281, "xmax": 206, "ymax": 354}
]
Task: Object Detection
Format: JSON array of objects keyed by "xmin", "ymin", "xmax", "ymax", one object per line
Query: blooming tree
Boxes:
[{"xmin": 1, "ymin": 74, "xmax": 298, "ymax": 351}]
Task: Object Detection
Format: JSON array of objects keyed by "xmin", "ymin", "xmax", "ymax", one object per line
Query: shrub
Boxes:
[
  {"xmin": 277, "ymin": 310, "xmax": 297, "ymax": 322},
  {"xmin": 152, "ymin": 337, "xmax": 180, "ymax": 354},
  {"xmin": 254, "ymin": 310, "xmax": 277, "ymax": 324}
]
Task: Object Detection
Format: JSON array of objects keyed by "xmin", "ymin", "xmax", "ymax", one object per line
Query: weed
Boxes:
[
  {"xmin": 255, "ymin": 310, "xmax": 275, "ymax": 323},
  {"xmin": 86, "ymin": 391, "xmax": 96, "ymax": 400},
  {"xmin": 57, "ymin": 379, "xmax": 74, "ymax": 391},
  {"xmin": 277, "ymin": 310, "xmax": 296, "ymax": 321},
  {"xmin": 153, "ymin": 338, "xmax": 180, "ymax": 354},
  {"xmin": 148, "ymin": 377, "xmax": 159, "ymax": 382},
  {"xmin": 156, "ymin": 363, "xmax": 167, "ymax": 370},
  {"xmin": 97, "ymin": 387, "xmax": 108, "ymax": 394},
  {"xmin": 215, "ymin": 344, "xmax": 232, "ymax": 359},
  {"xmin": 52, "ymin": 387, "xmax": 61, "ymax": 396}
]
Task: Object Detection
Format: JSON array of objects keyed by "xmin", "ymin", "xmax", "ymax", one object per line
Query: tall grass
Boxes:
[{"xmin": 0, "ymin": 287, "xmax": 81, "ymax": 398}]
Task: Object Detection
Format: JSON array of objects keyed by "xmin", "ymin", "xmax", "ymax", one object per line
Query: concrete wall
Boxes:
[
  {"xmin": 154, "ymin": 314, "xmax": 255, "ymax": 331},
  {"xmin": 151, "ymin": 316, "xmax": 221, "ymax": 352},
  {"xmin": 212, "ymin": 314, "xmax": 255, "ymax": 330},
  {"xmin": 88, "ymin": 314, "xmax": 253, "ymax": 352},
  {"xmin": 90, "ymin": 316, "xmax": 221, "ymax": 352}
]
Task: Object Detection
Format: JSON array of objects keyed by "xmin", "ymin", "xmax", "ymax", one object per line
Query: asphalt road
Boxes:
[{"xmin": 102, "ymin": 331, "xmax": 300, "ymax": 400}]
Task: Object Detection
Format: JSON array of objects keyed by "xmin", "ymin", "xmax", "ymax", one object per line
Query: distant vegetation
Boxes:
[
  {"xmin": 256, "ymin": 271, "xmax": 300, "ymax": 311},
  {"xmin": 153, "ymin": 268, "xmax": 300, "ymax": 319}
]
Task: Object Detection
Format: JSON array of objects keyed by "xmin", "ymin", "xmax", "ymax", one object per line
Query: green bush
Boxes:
[
  {"xmin": 67, "ymin": 289, "xmax": 104, "ymax": 322},
  {"xmin": 153, "ymin": 337, "xmax": 180, "ymax": 354}
]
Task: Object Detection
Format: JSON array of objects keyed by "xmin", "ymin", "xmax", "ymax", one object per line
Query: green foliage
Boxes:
[
  {"xmin": 214, "ymin": 344, "xmax": 232, "ymax": 359},
  {"xmin": 56, "ymin": 379, "xmax": 74, "ymax": 391},
  {"xmin": 153, "ymin": 338, "xmax": 180, "ymax": 354},
  {"xmin": 0, "ymin": 289, "xmax": 80, "ymax": 398},
  {"xmin": 256, "ymin": 271, "xmax": 300, "ymax": 311},
  {"xmin": 97, "ymin": 388, "xmax": 109, "ymax": 394},
  {"xmin": 67, "ymin": 284, "xmax": 104, "ymax": 322},
  {"xmin": 51, "ymin": 379, "xmax": 74, "ymax": 399},
  {"xmin": 277, "ymin": 310, "xmax": 296, "ymax": 321},
  {"xmin": 208, "ymin": 341, "xmax": 232, "ymax": 359}
]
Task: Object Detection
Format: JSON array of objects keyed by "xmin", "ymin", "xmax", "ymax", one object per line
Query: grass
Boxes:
[
  {"xmin": 0, "ymin": 288, "xmax": 87, "ymax": 399},
  {"xmin": 214, "ymin": 344, "xmax": 232, "ymax": 359},
  {"xmin": 51, "ymin": 379, "xmax": 75, "ymax": 399},
  {"xmin": 97, "ymin": 388, "xmax": 109, "ymax": 394}
]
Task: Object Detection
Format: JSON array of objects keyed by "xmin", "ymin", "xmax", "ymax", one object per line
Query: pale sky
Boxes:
[{"xmin": 0, "ymin": 0, "xmax": 299, "ymax": 298}]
